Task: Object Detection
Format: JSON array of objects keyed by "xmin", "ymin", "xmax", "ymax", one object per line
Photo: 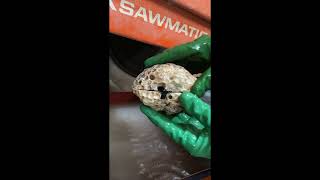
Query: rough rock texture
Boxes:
[{"xmin": 132, "ymin": 63, "xmax": 197, "ymax": 115}]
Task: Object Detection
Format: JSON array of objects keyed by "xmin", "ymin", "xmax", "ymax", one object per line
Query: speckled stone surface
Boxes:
[{"xmin": 132, "ymin": 63, "xmax": 197, "ymax": 115}]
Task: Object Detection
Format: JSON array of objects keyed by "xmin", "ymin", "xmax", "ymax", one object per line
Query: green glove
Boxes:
[
  {"xmin": 141, "ymin": 36, "xmax": 212, "ymax": 159},
  {"xmin": 140, "ymin": 92, "xmax": 211, "ymax": 159},
  {"xmin": 144, "ymin": 35, "xmax": 211, "ymax": 67},
  {"xmin": 144, "ymin": 35, "xmax": 211, "ymax": 97}
]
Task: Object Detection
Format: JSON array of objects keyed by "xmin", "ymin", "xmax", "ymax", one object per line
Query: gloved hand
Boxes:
[
  {"xmin": 140, "ymin": 92, "xmax": 211, "ymax": 159},
  {"xmin": 141, "ymin": 35, "xmax": 212, "ymax": 159},
  {"xmin": 144, "ymin": 35, "xmax": 211, "ymax": 97}
]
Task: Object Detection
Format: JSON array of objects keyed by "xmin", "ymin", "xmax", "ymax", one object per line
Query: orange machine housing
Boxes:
[
  {"xmin": 109, "ymin": 0, "xmax": 211, "ymax": 48},
  {"xmin": 109, "ymin": 1, "xmax": 211, "ymax": 178}
]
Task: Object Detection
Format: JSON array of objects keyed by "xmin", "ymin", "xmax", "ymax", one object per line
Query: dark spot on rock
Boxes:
[
  {"xmin": 168, "ymin": 95, "xmax": 172, "ymax": 99},
  {"xmin": 160, "ymin": 91, "xmax": 171, "ymax": 99},
  {"xmin": 155, "ymin": 83, "xmax": 170, "ymax": 99},
  {"xmin": 157, "ymin": 86, "xmax": 165, "ymax": 92},
  {"xmin": 150, "ymin": 75, "xmax": 155, "ymax": 80}
]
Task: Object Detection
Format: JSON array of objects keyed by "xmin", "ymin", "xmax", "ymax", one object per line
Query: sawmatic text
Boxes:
[{"xmin": 110, "ymin": 0, "xmax": 209, "ymax": 39}]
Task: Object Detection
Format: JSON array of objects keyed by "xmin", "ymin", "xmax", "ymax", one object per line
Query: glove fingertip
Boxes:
[
  {"xmin": 144, "ymin": 60, "xmax": 151, "ymax": 68},
  {"xmin": 140, "ymin": 104, "xmax": 152, "ymax": 115},
  {"xmin": 179, "ymin": 92, "xmax": 196, "ymax": 103},
  {"xmin": 139, "ymin": 104, "xmax": 146, "ymax": 110},
  {"xmin": 140, "ymin": 104, "xmax": 169, "ymax": 121},
  {"xmin": 140, "ymin": 105, "xmax": 160, "ymax": 125},
  {"xmin": 191, "ymin": 84, "xmax": 205, "ymax": 97}
]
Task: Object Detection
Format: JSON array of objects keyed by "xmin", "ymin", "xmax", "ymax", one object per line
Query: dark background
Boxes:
[{"xmin": 1, "ymin": 0, "xmax": 318, "ymax": 179}]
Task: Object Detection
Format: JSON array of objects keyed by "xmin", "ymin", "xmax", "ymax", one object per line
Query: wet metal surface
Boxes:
[
  {"xmin": 109, "ymin": 57, "xmax": 135, "ymax": 92},
  {"xmin": 110, "ymin": 102, "xmax": 210, "ymax": 180}
]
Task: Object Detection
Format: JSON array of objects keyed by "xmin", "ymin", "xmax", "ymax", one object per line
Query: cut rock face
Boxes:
[{"xmin": 132, "ymin": 63, "xmax": 197, "ymax": 115}]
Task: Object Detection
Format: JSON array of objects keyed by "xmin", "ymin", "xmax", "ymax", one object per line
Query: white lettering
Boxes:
[
  {"xmin": 199, "ymin": 31, "xmax": 209, "ymax": 37},
  {"xmin": 133, "ymin": 7, "xmax": 148, "ymax": 22},
  {"xmin": 119, "ymin": 0, "xmax": 134, "ymax": 16},
  {"xmin": 178, "ymin": 24, "xmax": 188, "ymax": 36},
  {"xmin": 149, "ymin": 10, "xmax": 166, "ymax": 27},
  {"xmin": 194, "ymin": 29, "xmax": 200, "ymax": 38},
  {"xmin": 165, "ymin": 18, "xmax": 180, "ymax": 32},
  {"xmin": 115, "ymin": 2, "xmax": 207, "ymax": 39},
  {"xmin": 189, "ymin": 26, "xmax": 197, "ymax": 37},
  {"xmin": 109, "ymin": 0, "xmax": 117, "ymax": 11}
]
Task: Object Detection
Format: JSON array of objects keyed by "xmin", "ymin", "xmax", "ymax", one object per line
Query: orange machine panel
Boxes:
[
  {"xmin": 109, "ymin": 0, "xmax": 211, "ymax": 48},
  {"xmin": 202, "ymin": 176, "xmax": 211, "ymax": 180},
  {"xmin": 169, "ymin": 0, "xmax": 211, "ymax": 22}
]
